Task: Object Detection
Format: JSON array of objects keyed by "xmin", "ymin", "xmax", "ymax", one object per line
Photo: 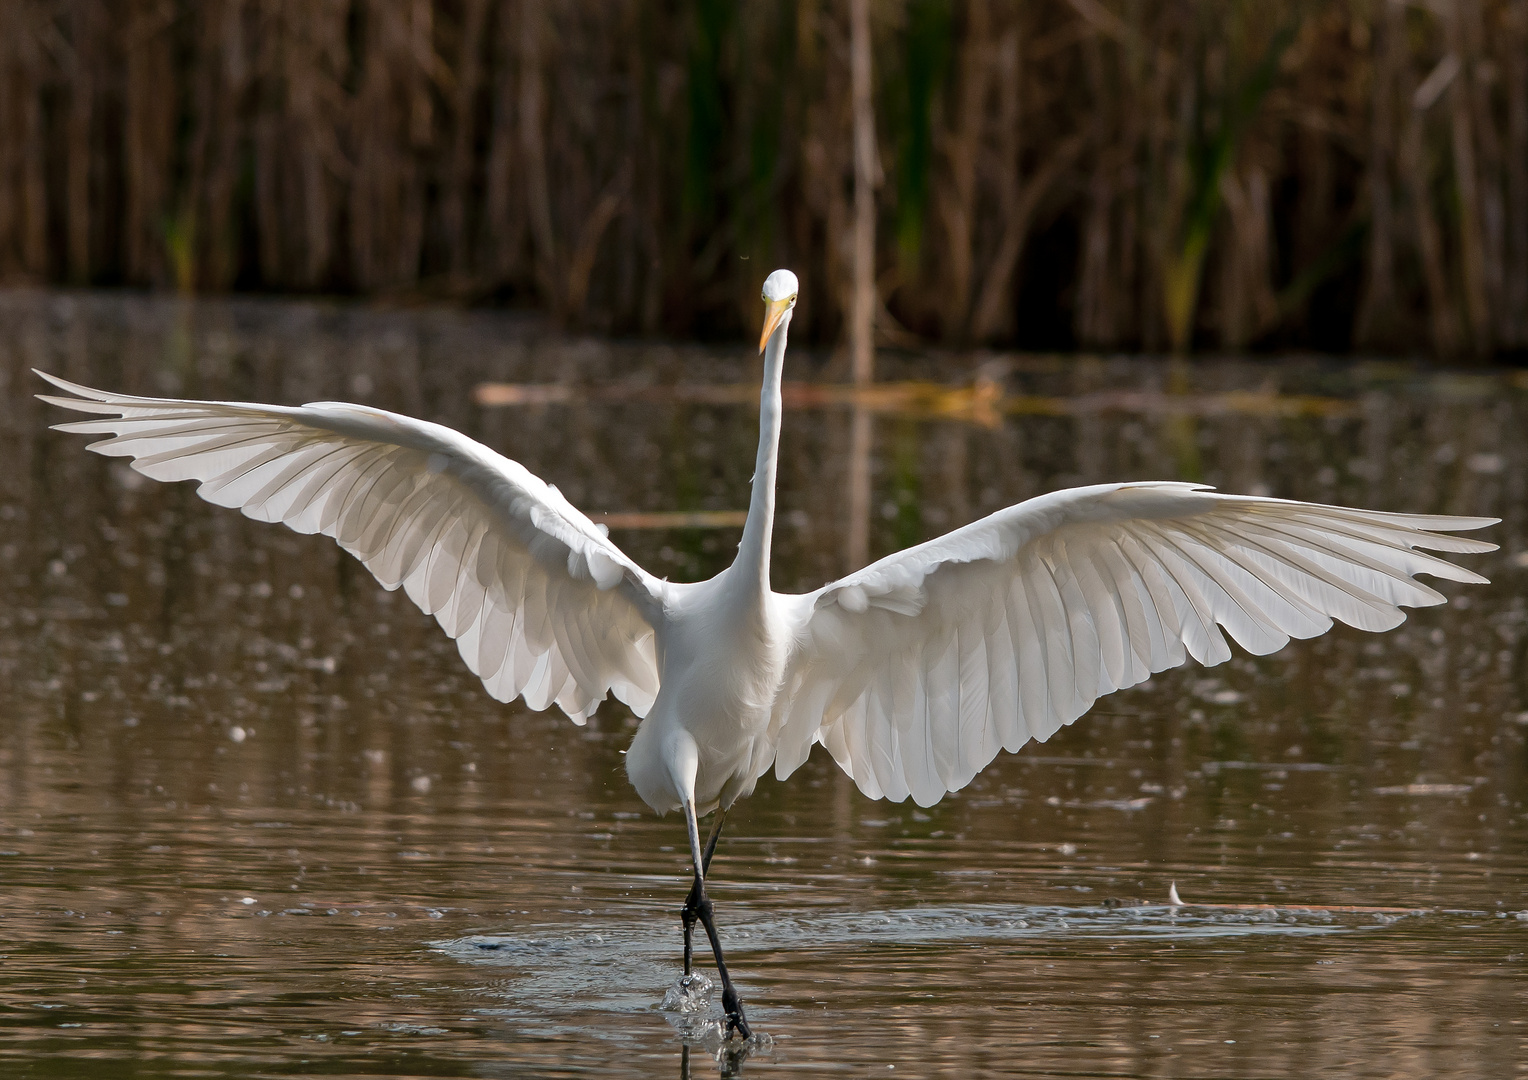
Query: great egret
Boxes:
[{"xmin": 38, "ymin": 268, "xmax": 1496, "ymax": 1038}]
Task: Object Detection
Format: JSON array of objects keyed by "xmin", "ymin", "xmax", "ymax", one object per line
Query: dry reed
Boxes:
[{"xmin": 0, "ymin": 0, "xmax": 1525, "ymax": 358}]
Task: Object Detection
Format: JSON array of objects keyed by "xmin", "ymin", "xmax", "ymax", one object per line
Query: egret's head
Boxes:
[{"xmin": 759, "ymin": 269, "xmax": 799, "ymax": 353}]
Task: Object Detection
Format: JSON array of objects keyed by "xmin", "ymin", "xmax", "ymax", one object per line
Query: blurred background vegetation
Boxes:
[{"xmin": 0, "ymin": 0, "xmax": 1525, "ymax": 358}]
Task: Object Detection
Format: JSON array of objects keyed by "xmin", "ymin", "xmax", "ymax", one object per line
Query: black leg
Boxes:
[
  {"xmin": 681, "ymin": 810, "xmax": 727, "ymax": 976},
  {"xmin": 681, "ymin": 905, "xmax": 696, "ymax": 978},
  {"xmin": 702, "ymin": 808, "xmax": 726, "ymax": 873},
  {"xmin": 682, "ymin": 801, "xmax": 752, "ymax": 1039}
]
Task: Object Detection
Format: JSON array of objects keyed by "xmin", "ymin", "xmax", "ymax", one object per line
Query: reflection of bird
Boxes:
[{"xmin": 39, "ymin": 267, "xmax": 1496, "ymax": 1038}]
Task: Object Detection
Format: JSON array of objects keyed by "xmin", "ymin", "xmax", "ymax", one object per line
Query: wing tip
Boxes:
[
  {"xmin": 1429, "ymin": 515, "xmax": 1501, "ymax": 532},
  {"xmin": 33, "ymin": 369, "xmax": 108, "ymax": 402},
  {"xmin": 33, "ymin": 368, "xmax": 77, "ymax": 393}
]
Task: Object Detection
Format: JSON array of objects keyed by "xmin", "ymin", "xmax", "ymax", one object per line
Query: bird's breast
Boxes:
[{"xmin": 624, "ymin": 588, "xmax": 792, "ymax": 813}]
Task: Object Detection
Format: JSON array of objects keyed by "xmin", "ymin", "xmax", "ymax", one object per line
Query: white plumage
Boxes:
[
  {"xmin": 38, "ymin": 266, "xmax": 1496, "ymax": 1035},
  {"xmin": 769, "ymin": 482, "xmax": 1494, "ymax": 807},
  {"xmin": 38, "ymin": 372, "xmax": 666, "ymax": 724},
  {"xmin": 35, "ymin": 357, "xmax": 1497, "ymax": 811}
]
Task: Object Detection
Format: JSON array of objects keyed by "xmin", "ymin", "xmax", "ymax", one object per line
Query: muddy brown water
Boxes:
[{"xmin": 0, "ymin": 289, "xmax": 1524, "ymax": 1078}]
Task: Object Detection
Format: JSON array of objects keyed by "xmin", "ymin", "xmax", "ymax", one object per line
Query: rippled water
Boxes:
[{"xmin": 0, "ymin": 289, "xmax": 1524, "ymax": 1078}]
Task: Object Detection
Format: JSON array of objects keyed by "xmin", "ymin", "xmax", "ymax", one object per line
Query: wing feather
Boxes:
[
  {"xmin": 770, "ymin": 481, "xmax": 1496, "ymax": 806},
  {"xmin": 984, "ymin": 599, "xmax": 1022, "ymax": 751},
  {"xmin": 38, "ymin": 371, "xmax": 666, "ymax": 722},
  {"xmin": 1070, "ymin": 544, "xmax": 1127, "ymax": 692}
]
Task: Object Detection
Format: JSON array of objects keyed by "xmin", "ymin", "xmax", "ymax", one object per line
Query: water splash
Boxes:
[{"xmin": 662, "ymin": 972, "xmax": 713, "ymax": 1014}]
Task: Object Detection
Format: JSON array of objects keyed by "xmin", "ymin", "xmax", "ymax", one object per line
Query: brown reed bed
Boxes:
[{"xmin": 0, "ymin": 0, "xmax": 1524, "ymax": 358}]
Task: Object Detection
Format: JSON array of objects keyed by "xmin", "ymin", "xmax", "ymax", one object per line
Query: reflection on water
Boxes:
[{"xmin": 0, "ymin": 288, "xmax": 1524, "ymax": 1078}]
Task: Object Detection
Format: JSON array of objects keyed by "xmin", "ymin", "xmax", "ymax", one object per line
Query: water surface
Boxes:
[{"xmin": 0, "ymin": 290, "xmax": 1524, "ymax": 1078}]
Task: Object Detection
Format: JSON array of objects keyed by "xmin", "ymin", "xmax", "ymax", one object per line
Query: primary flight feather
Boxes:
[{"xmin": 38, "ymin": 267, "xmax": 1496, "ymax": 1038}]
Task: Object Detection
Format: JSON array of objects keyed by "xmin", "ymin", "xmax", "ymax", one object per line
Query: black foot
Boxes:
[{"xmin": 722, "ymin": 985, "xmax": 752, "ymax": 1040}]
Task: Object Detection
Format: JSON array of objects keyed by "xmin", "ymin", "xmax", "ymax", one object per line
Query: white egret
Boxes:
[{"xmin": 38, "ymin": 268, "xmax": 1497, "ymax": 1037}]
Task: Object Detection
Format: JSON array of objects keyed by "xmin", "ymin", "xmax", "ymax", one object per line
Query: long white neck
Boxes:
[{"xmin": 732, "ymin": 316, "xmax": 788, "ymax": 598}]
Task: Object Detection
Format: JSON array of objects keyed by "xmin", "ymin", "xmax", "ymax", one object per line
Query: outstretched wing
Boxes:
[
  {"xmin": 38, "ymin": 371, "xmax": 668, "ymax": 722},
  {"xmin": 768, "ymin": 481, "xmax": 1496, "ymax": 806}
]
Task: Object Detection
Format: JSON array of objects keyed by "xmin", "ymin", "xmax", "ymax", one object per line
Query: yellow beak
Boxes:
[{"xmin": 759, "ymin": 297, "xmax": 793, "ymax": 354}]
